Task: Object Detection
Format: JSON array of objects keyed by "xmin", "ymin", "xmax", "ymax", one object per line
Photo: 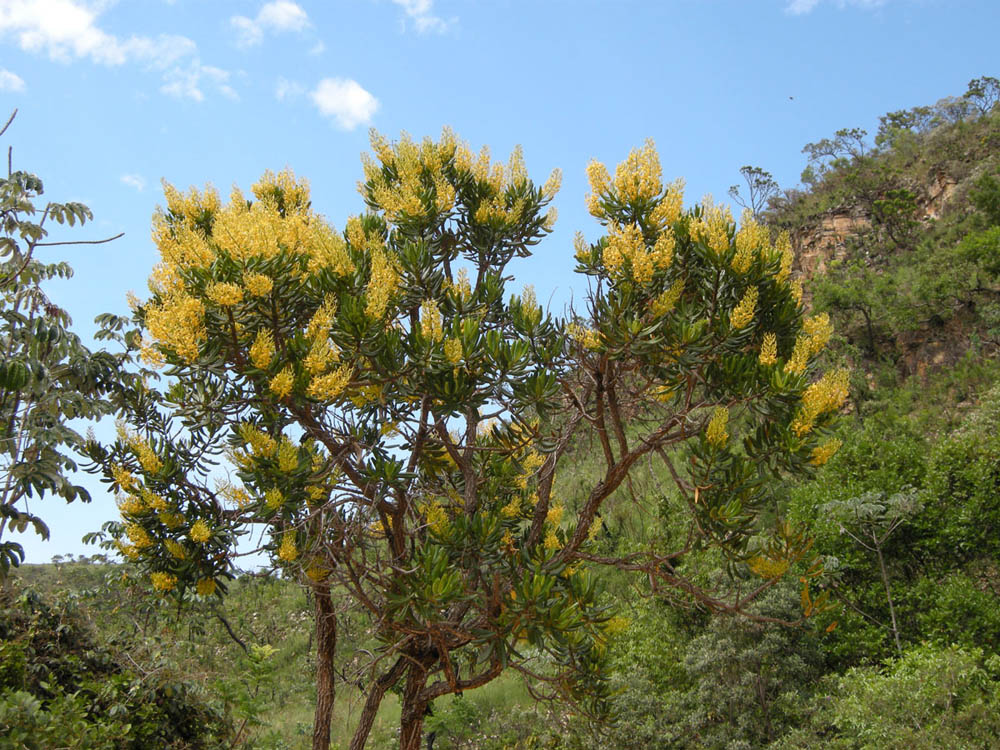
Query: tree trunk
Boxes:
[
  {"xmin": 875, "ymin": 543, "xmax": 903, "ymax": 656},
  {"xmin": 349, "ymin": 656, "xmax": 407, "ymax": 750},
  {"xmin": 311, "ymin": 584, "xmax": 337, "ymax": 750},
  {"xmin": 398, "ymin": 663, "xmax": 429, "ymax": 750}
]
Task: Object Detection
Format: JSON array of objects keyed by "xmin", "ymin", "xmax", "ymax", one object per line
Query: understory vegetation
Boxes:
[{"xmin": 3, "ymin": 78, "xmax": 1000, "ymax": 749}]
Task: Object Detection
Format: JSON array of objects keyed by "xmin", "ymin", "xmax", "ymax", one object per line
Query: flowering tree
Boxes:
[{"xmin": 88, "ymin": 131, "xmax": 846, "ymax": 750}]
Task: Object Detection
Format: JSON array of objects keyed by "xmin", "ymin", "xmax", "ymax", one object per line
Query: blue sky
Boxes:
[{"xmin": 1, "ymin": 0, "xmax": 996, "ymax": 563}]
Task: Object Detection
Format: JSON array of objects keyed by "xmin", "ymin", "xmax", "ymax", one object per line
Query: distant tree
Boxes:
[
  {"xmin": 88, "ymin": 132, "xmax": 847, "ymax": 750},
  {"xmin": 821, "ymin": 488, "xmax": 922, "ymax": 656},
  {"xmin": 729, "ymin": 165, "xmax": 780, "ymax": 221},
  {"xmin": 0, "ymin": 110, "xmax": 122, "ymax": 576},
  {"xmin": 964, "ymin": 75, "xmax": 1000, "ymax": 116}
]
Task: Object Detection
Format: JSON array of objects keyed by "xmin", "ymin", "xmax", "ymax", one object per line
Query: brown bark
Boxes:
[
  {"xmin": 398, "ymin": 662, "xmax": 430, "ymax": 750},
  {"xmin": 311, "ymin": 584, "xmax": 337, "ymax": 750},
  {"xmin": 348, "ymin": 656, "xmax": 407, "ymax": 750}
]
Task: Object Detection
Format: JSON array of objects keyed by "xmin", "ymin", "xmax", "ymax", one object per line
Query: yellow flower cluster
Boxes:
[
  {"xmin": 651, "ymin": 229, "xmax": 676, "ymax": 269},
  {"xmin": 650, "ymin": 179, "xmax": 685, "ymax": 229},
  {"xmin": 651, "ymin": 278, "xmax": 685, "ymax": 318},
  {"xmin": 206, "ymin": 282, "xmax": 244, "ymax": 307},
  {"xmin": 308, "ymin": 364, "xmax": 352, "ymax": 402},
  {"xmin": 150, "ymin": 571, "xmax": 177, "ymax": 592},
  {"xmin": 545, "ymin": 503, "xmax": 564, "ymax": 527},
  {"xmin": 759, "ymin": 332, "xmax": 778, "ymax": 366},
  {"xmin": 811, "ymin": 438, "xmax": 843, "ymax": 466},
  {"xmin": 587, "ymin": 516, "xmax": 603, "ymax": 541},
  {"xmin": 425, "ymin": 501, "xmax": 449, "ymax": 535},
  {"xmin": 603, "ymin": 615, "xmax": 631, "ymax": 636},
  {"xmin": 111, "ymin": 464, "xmax": 137, "ymax": 492},
  {"xmin": 249, "ymin": 329, "xmax": 275, "ymax": 369},
  {"xmin": 270, "ymin": 366, "xmax": 295, "ymax": 399},
  {"xmin": 733, "ymin": 212, "xmax": 769, "ymax": 274},
  {"xmin": 189, "ymin": 519, "xmax": 211, "ymax": 543},
  {"xmin": 277, "ymin": 439, "xmax": 298, "ymax": 473},
  {"xmin": 240, "ymin": 424, "xmax": 278, "ymax": 458},
  {"xmin": 573, "ymin": 231, "xmax": 591, "ymax": 263},
  {"xmin": 277, "ymin": 533, "xmax": 298, "ymax": 562},
  {"xmin": 125, "ymin": 523, "xmax": 153, "ymax": 549},
  {"xmin": 689, "ymin": 200, "xmax": 732, "ymax": 256},
  {"xmin": 117, "ymin": 494, "xmax": 145, "ymax": 517},
  {"xmin": 567, "ymin": 322, "xmax": 602, "ymax": 351},
  {"xmin": 365, "ymin": 247, "xmax": 397, "ymax": 320},
  {"xmin": 144, "ymin": 294, "xmax": 205, "ymax": 363},
  {"xmin": 304, "ymin": 337, "xmax": 337, "ymax": 375},
  {"xmin": 775, "ymin": 231, "xmax": 794, "ymax": 283},
  {"xmin": 706, "ymin": 406, "xmax": 730, "ymax": 447},
  {"xmin": 265, "ymin": 487, "xmax": 284, "ymax": 510},
  {"xmin": 803, "ymin": 313, "xmax": 833, "ymax": 355},
  {"xmin": 500, "ymin": 496, "xmax": 521, "ymax": 518},
  {"xmin": 196, "ymin": 578, "xmax": 217, "ymax": 596},
  {"xmin": 585, "ymin": 159, "xmax": 611, "ymax": 218},
  {"xmin": 543, "ymin": 530, "xmax": 561, "ymax": 551},
  {"xmin": 602, "ymin": 223, "xmax": 643, "ymax": 278},
  {"xmin": 516, "ymin": 451, "xmax": 546, "ymax": 489},
  {"xmin": 613, "ymin": 139, "xmax": 662, "ymax": 203},
  {"xmin": 444, "ymin": 337, "xmax": 463, "ymax": 365},
  {"xmin": 165, "ymin": 539, "xmax": 187, "ymax": 559},
  {"xmin": 420, "ymin": 299, "xmax": 444, "ymax": 342},
  {"xmin": 730, "ymin": 287, "xmax": 758, "ymax": 329},
  {"xmin": 244, "ymin": 272, "xmax": 273, "ymax": 297},
  {"xmin": 748, "ymin": 555, "xmax": 790, "ymax": 580},
  {"xmin": 791, "ymin": 369, "xmax": 850, "ymax": 436}
]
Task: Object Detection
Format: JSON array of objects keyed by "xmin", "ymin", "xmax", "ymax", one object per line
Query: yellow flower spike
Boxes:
[
  {"xmin": 125, "ymin": 523, "xmax": 153, "ymax": 549},
  {"xmin": 269, "ymin": 366, "xmax": 295, "ymax": 399},
  {"xmin": 791, "ymin": 369, "xmax": 850, "ymax": 437},
  {"xmin": 425, "ymin": 501, "xmax": 449, "ymax": 535},
  {"xmin": 733, "ymin": 212, "xmax": 767, "ymax": 274},
  {"xmin": 420, "ymin": 299, "xmax": 444, "ymax": 342},
  {"xmin": 249, "ymin": 329, "xmax": 275, "ymax": 370},
  {"xmin": 277, "ymin": 439, "xmax": 299, "ymax": 473},
  {"xmin": 784, "ymin": 334, "xmax": 812, "ymax": 376},
  {"xmin": 542, "ymin": 168, "xmax": 562, "ymax": 200},
  {"xmin": 706, "ymin": 406, "xmax": 729, "ymax": 447},
  {"xmin": 164, "ymin": 539, "xmax": 187, "ymax": 559},
  {"xmin": 444, "ymin": 338, "xmax": 463, "ymax": 365},
  {"xmin": 189, "ymin": 520, "xmax": 211, "ymax": 544},
  {"xmin": 158, "ymin": 510, "xmax": 185, "ymax": 529},
  {"xmin": 573, "ymin": 231, "xmax": 591, "ymax": 262},
  {"xmin": 543, "ymin": 530, "xmax": 562, "ymax": 551},
  {"xmin": 585, "ymin": 159, "xmax": 611, "ymax": 217},
  {"xmin": 196, "ymin": 578, "xmax": 217, "ymax": 596},
  {"xmin": 150, "ymin": 572, "xmax": 177, "ymax": 592},
  {"xmin": 651, "ymin": 229, "xmax": 675, "ymax": 269},
  {"xmin": 776, "ymin": 231, "xmax": 794, "ymax": 282},
  {"xmin": 277, "ymin": 533, "xmax": 298, "ymax": 562},
  {"xmin": 759, "ymin": 332, "xmax": 778, "ymax": 366},
  {"xmin": 545, "ymin": 504, "xmax": 564, "ymax": 527},
  {"xmin": 730, "ymin": 286, "xmax": 758, "ymax": 329},
  {"xmin": 144, "ymin": 295, "xmax": 206, "ymax": 363},
  {"xmin": 650, "ymin": 179, "xmax": 685, "ymax": 229},
  {"xmin": 612, "ymin": 139, "xmax": 662, "ymax": 203},
  {"xmin": 206, "ymin": 282, "xmax": 243, "ymax": 307},
  {"xmin": 365, "ymin": 247, "xmax": 397, "ymax": 320},
  {"xmin": 265, "ymin": 487, "xmax": 284, "ymax": 510},
  {"xmin": 790, "ymin": 279, "xmax": 804, "ymax": 305},
  {"xmin": 304, "ymin": 338, "xmax": 336, "ymax": 375},
  {"xmin": 603, "ymin": 223, "xmax": 645, "ymax": 278},
  {"xmin": 651, "ymin": 278, "xmax": 685, "ymax": 318},
  {"xmin": 811, "ymin": 439, "xmax": 843, "ymax": 466},
  {"xmin": 748, "ymin": 555, "xmax": 790, "ymax": 580},
  {"xmin": 500, "ymin": 496, "xmax": 521, "ymax": 518},
  {"xmin": 567, "ymin": 322, "xmax": 602, "ymax": 351},
  {"xmin": 244, "ymin": 272, "xmax": 273, "ymax": 297},
  {"xmin": 803, "ymin": 313, "xmax": 834, "ymax": 355},
  {"xmin": 307, "ymin": 364, "xmax": 352, "ymax": 402},
  {"xmin": 111, "ymin": 464, "xmax": 137, "ymax": 492}
]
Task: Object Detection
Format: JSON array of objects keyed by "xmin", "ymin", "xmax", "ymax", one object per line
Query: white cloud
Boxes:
[
  {"xmin": 231, "ymin": 1, "xmax": 309, "ymax": 47},
  {"xmin": 0, "ymin": 68, "xmax": 25, "ymax": 91},
  {"xmin": 391, "ymin": 0, "xmax": 451, "ymax": 34},
  {"xmin": 786, "ymin": 0, "xmax": 888, "ymax": 14},
  {"xmin": 0, "ymin": 0, "xmax": 233, "ymax": 100},
  {"xmin": 310, "ymin": 77, "xmax": 378, "ymax": 130},
  {"xmin": 275, "ymin": 76, "xmax": 304, "ymax": 101},
  {"xmin": 308, "ymin": 40, "xmax": 325, "ymax": 56},
  {"xmin": 120, "ymin": 173, "xmax": 145, "ymax": 191}
]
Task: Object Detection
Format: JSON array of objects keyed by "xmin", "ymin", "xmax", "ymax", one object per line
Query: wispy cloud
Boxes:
[
  {"xmin": 231, "ymin": 1, "xmax": 309, "ymax": 47},
  {"xmin": 310, "ymin": 77, "xmax": 378, "ymax": 130},
  {"xmin": 0, "ymin": 0, "xmax": 233, "ymax": 100},
  {"xmin": 785, "ymin": 0, "xmax": 888, "ymax": 14},
  {"xmin": 120, "ymin": 173, "xmax": 146, "ymax": 191},
  {"xmin": 275, "ymin": 76, "xmax": 304, "ymax": 101},
  {"xmin": 391, "ymin": 0, "xmax": 452, "ymax": 34},
  {"xmin": 0, "ymin": 68, "xmax": 25, "ymax": 92}
]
